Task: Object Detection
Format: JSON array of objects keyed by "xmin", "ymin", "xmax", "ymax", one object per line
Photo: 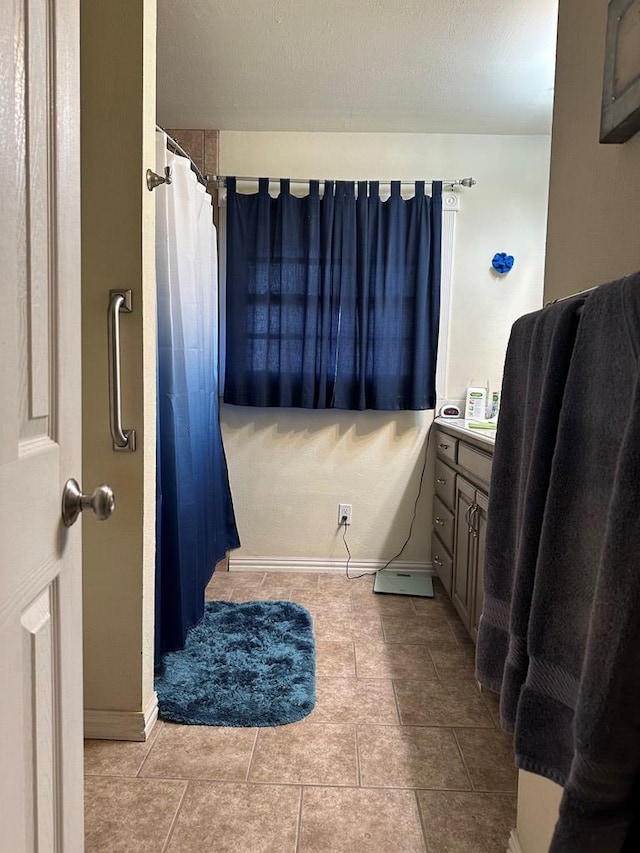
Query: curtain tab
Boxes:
[
  {"xmin": 390, "ymin": 180, "xmax": 401, "ymax": 197},
  {"xmin": 309, "ymin": 180, "xmax": 320, "ymax": 197},
  {"xmin": 415, "ymin": 180, "xmax": 425, "ymax": 197},
  {"xmin": 258, "ymin": 177, "xmax": 269, "ymax": 194},
  {"xmin": 432, "ymin": 180, "xmax": 443, "ymax": 202},
  {"xmin": 369, "ymin": 181, "xmax": 380, "ymax": 198},
  {"xmin": 227, "ymin": 176, "xmax": 237, "ymax": 194},
  {"xmin": 280, "ymin": 178, "xmax": 291, "ymax": 195},
  {"xmin": 335, "ymin": 180, "xmax": 354, "ymax": 197}
]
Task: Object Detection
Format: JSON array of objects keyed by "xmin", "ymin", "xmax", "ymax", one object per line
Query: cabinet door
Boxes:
[
  {"xmin": 470, "ymin": 490, "xmax": 488, "ymax": 643},
  {"xmin": 453, "ymin": 476, "xmax": 475, "ymax": 629}
]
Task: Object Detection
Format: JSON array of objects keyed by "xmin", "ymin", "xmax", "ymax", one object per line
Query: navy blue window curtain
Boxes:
[
  {"xmin": 225, "ymin": 177, "xmax": 442, "ymax": 411},
  {"xmin": 155, "ymin": 135, "xmax": 239, "ymax": 656}
]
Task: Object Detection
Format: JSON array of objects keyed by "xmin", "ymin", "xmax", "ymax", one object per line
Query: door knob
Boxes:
[{"xmin": 61, "ymin": 478, "xmax": 115, "ymax": 527}]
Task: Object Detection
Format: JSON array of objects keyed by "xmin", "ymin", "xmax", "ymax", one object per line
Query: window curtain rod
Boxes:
[
  {"xmin": 155, "ymin": 125, "xmax": 208, "ymax": 187},
  {"xmin": 210, "ymin": 175, "xmax": 476, "ymax": 190}
]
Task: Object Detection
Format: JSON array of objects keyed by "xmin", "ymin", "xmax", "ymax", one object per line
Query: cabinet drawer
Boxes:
[
  {"xmin": 431, "ymin": 532, "xmax": 453, "ymax": 596},
  {"xmin": 458, "ymin": 443, "xmax": 492, "ymax": 487},
  {"xmin": 434, "ymin": 458, "xmax": 456, "ymax": 509},
  {"xmin": 435, "ymin": 430, "xmax": 458, "ymax": 463},
  {"xmin": 432, "ymin": 496, "xmax": 455, "ymax": 554}
]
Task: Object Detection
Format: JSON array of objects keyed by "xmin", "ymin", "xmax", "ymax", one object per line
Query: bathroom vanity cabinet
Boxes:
[{"xmin": 432, "ymin": 421, "xmax": 494, "ymax": 643}]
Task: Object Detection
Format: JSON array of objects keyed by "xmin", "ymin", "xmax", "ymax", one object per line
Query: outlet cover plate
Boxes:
[{"xmin": 338, "ymin": 503, "xmax": 352, "ymax": 525}]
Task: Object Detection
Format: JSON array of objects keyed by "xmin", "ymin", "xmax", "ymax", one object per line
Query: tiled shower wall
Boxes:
[{"xmin": 165, "ymin": 129, "xmax": 219, "ymax": 180}]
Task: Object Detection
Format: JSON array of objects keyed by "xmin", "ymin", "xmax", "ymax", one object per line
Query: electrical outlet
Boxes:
[{"xmin": 338, "ymin": 503, "xmax": 352, "ymax": 525}]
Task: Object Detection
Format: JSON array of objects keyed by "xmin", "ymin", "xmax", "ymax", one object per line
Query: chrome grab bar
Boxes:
[{"xmin": 107, "ymin": 290, "xmax": 136, "ymax": 452}]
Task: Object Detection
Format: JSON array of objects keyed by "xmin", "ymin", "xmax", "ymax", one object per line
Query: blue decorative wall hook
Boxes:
[{"xmin": 492, "ymin": 252, "xmax": 515, "ymax": 274}]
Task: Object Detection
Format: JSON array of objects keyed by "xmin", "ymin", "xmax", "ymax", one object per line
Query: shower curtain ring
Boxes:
[{"xmin": 146, "ymin": 166, "xmax": 172, "ymax": 191}]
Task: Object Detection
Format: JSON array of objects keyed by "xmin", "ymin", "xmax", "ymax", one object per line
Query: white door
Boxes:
[{"xmin": 0, "ymin": 0, "xmax": 87, "ymax": 849}]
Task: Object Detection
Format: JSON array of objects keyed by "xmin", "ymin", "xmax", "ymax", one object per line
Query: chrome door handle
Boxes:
[
  {"xmin": 433, "ymin": 557, "xmax": 443, "ymax": 567},
  {"xmin": 434, "ymin": 516, "xmax": 445, "ymax": 526},
  {"xmin": 436, "ymin": 478, "xmax": 447, "ymax": 485},
  {"xmin": 62, "ymin": 478, "xmax": 115, "ymax": 527},
  {"xmin": 108, "ymin": 290, "xmax": 136, "ymax": 452}
]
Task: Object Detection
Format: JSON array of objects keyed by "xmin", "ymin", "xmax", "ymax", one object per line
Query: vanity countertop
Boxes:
[{"xmin": 433, "ymin": 417, "xmax": 496, "ymax": 450}]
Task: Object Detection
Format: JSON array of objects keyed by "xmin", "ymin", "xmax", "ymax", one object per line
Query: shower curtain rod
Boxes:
[
  {"xmin": 156, "ymin": 126, "xmax": 208, "ymax": 187},
  {"xmin": 210, "ymin": 175, "xmax": 476, "ymax": 190}
]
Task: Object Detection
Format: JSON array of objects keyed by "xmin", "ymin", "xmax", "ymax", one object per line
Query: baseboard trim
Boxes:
[
  {"xmin": 228, "ymin": 556, "xmax": 434, "ymax": 575},
  {"xmin": 84, "ymin": 691, "xmax": 159, "ymax": 742},
  {"xmin": 508, "ymin": 829, "xmax": 524, "ymax": 853}
]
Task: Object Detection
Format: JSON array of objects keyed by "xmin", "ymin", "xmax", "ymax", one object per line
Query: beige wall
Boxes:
[
  {"xmin": 81, "ymin": 0, "xmax": 157, "ymax": 728},
  {"xmin": 517, "ymin": 0, "xmax": 640, "ymax": 844},
  {"xmin": 219, "ymin": 132, "xmax": 550, "ymax": 563},
  {"xmin": 543, "ymin": 0, "xmax": 640, "ymax": 302}
]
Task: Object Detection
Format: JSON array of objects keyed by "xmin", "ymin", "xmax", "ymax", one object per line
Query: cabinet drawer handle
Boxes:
[
  {"xmin": 435, "ymin": 516, "xmax": 445, "ymax": 526},
  {"xmin": 436, "ymin": 478, "xmax": 447, "ymax": 485},
  {"xmin": 438, "ymin": 443, "xmax": 449, "ymax": 450},
  {"xmin": 433, "ymin": 557, "xmax": 443, "ymax": 567}
]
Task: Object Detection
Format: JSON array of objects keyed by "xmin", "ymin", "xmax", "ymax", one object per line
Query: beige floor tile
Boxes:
[
  {"xmin": 84, "ymin": 722, "xmax": 161, "ymax": 777},
  {"xmin": 411, "ymin": 592, "xmax": 458, "ymax": 618},
  {"xmin": 310, "ymin": 676, "xmax": 399, "ymax": 724},
  {"xmin": 315, "ymin": 639, "xmax": 356, "ymax": 676},
  {"xmin": 139, "ymin": 723, "xmax": 257, "ymax": 781},
  {"xmin": 290, "ymin": 588, "xmax": 352, "ymax": 612},
  {"xmin": 84, "ymin": 776, "xmax": 186, "ymax": 853},
  {"xmin": 480, "ymin": 687, "xmax": 502, "ymax": 728},
  {"xmin": 249, "ymin": 722, "xmax": 357, "ymax": 785},
  {"xmin": 394, "ymin": 680, "xmax": 494, "ymax": 727},
  {"xmin": 350, "ymin": 589, "xmax": 418, "ymax": 617},
  {"xmin": 300, "ymin": 786, "xmax": 426, "ymax": 852},
  {"xmin": 355, "ymin": 642, "xmax": 438, "ymax": 680},
  {"xmin": 226, "ymin": 570, "xmax": 267, "ymax": 587},
  {"xmin": 206, "ymin": 571, "xmax": 264, "ymax": 590},
  {"xmin": 166, "ymin": 781, "xmax": 300, "ymax": 853},
  {"xmin": 357, "ymin": 725, "xmax": 471, "ymax": 789},
  {"xmin": 429, "ymin": 644, "xmax": 478, "ymax": 683},
  {"xmin": 261, "ymin": 571, "xmax": 320, "ymax": 590},
  {"xmin": 229, "ymin": 587, "xmax": 291, "ymax": 603},
  {"xmin": 317, "ymin": 573, "xmax": 371, "ymax": 592},
  {"xmin": 447, "ymin": 618, "xmax": 475, "ymax": 646},
  {"xmin": 454, "ymin": 728, "xmax": 518, "ymax": 792},
  {"xmin": 418, "ymin": 790, "xmax": 517, "ymax": 852},
  {"xmin": 313, "ymin": 612, "xmax": 384, "ymax": 642},
  {"xmin": 382, "ymin": 615, "xmax": 458, "ymax": 647}
]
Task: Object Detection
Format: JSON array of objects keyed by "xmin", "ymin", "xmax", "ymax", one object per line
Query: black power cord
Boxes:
[{"xmin": 343, "ymin": 421, "xmax": 435, "ymax": 580}]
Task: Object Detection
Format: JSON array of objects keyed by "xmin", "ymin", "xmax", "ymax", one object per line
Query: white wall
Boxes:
[{"xmin": 219, "ymin": 132, "xmax": 550, "ymax": 564}]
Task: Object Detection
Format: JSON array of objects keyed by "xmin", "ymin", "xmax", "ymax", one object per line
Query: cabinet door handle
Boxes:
[
  {"xmin": 438, "ymin": 443, "xmax": 449, "ymax": 450},
  {"xmin": 434, "ymin": 516, "xmax": 445, "ymax": 526},
  {"xmin": 433, "ymin": 557, "xmax": 443, "ymax": 567},
  {"xmin": 436, "ymin": 478, "xmax": 447, "ymax": 485},
  {"xmin": 464, "ymin": 503, "xmax": 473, "ymax": 532},
  {"xmin": 470, "ymin": 504, "xmax": 479, "ymax": 538}
]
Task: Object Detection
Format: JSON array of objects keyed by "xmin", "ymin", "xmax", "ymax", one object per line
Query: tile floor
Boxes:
[{"xmin": 84, "ymin": 572, "xmax": 517, "ymax": 852}]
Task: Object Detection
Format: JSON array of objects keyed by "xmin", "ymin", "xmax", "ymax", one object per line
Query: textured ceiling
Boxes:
[{"xmin": 157, "ymin": 0, "xmax": 558, "ymax": 134}]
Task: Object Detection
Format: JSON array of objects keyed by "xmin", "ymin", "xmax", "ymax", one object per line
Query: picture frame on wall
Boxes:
[{"xmin": 600, "ymin": 0, "xmax": 640, "ymax": 143}]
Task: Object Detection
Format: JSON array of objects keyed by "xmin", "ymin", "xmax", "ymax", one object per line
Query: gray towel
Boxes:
[
  {"xmin": 476, "ymin": 297, "xmax": 585, "ymax": 707},
  {"xmin": 512, "ymin": 273, "xmax": 640, "ymax": 850}
]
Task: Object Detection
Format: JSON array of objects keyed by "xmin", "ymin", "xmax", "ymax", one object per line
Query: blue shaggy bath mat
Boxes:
[{"xmin": 155, "ymin": 600, "xmax": 316, "ymax": 727}]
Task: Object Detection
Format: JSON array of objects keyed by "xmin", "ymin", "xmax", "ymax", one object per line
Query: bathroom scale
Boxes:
[{"xmin": 373, "ymin": 570, "xmax": 434, "ymax": 598}]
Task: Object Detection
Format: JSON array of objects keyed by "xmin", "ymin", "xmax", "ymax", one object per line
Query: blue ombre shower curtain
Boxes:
[{"xmin": 155, "ymin": 133, "xmax": 239, "ymax": 656}]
